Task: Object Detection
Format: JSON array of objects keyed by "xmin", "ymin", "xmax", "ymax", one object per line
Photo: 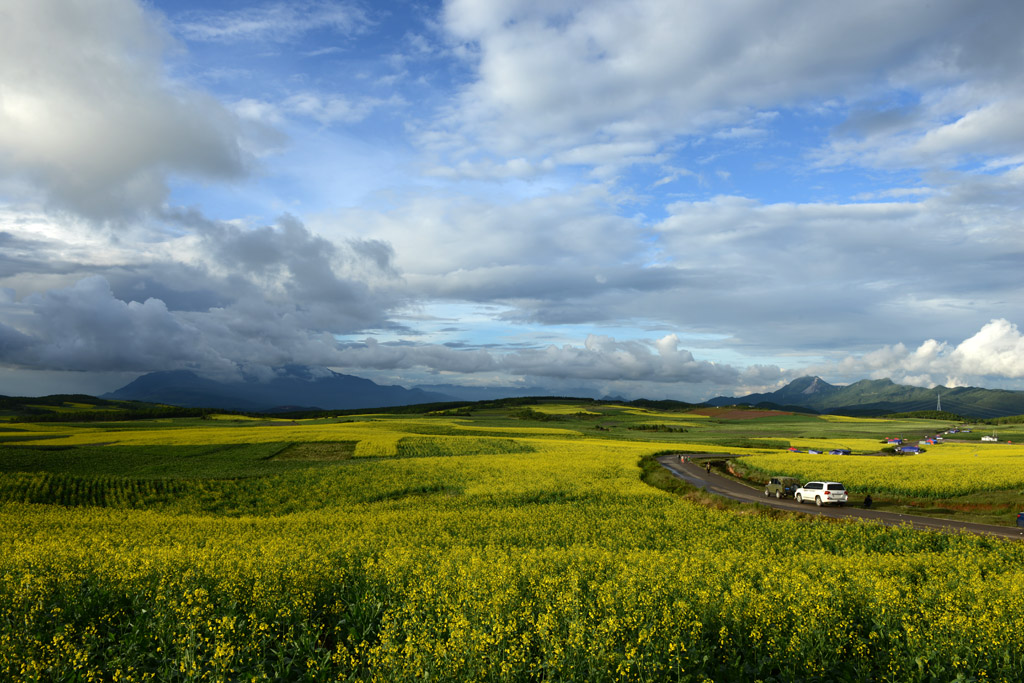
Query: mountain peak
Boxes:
[
  {"xmin": 800, "ymin": 376, "xmax": 833, "ymax": 395},
  {"xmin": 775, "ymin": 376, "xmax": 837, "ymax": 399}
]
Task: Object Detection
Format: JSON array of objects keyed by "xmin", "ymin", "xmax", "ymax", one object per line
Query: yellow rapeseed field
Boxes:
[
  {"xmin": 745, "ymin": 442, "xmax": 1024, "ymax": 496},
  {"xmin": 1, "ymin": 414, "xmax": 1022, "ymax": 681}
]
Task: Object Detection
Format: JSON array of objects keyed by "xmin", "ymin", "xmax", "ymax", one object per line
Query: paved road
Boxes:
[{"xmin": 657, "ymin": 454, "xmax": 1024, "ymax": 541}]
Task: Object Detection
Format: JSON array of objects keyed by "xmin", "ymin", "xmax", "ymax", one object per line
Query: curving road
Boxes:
[{"xmin": 657, "ymin": 454, "xmax": 1024, "ymax": 541}]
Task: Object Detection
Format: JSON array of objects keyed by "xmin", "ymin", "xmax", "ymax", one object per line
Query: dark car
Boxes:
[
  {"xmin": 764, "ymin": 476, "xmax": 800, "ymax": 499},
  {"xmin": 1017, "ymin": 512, "xmax": 1024, "ymax": 528}
]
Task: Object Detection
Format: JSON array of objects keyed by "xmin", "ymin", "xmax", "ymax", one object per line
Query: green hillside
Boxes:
[{"xmin": 712, "ymin": 376, "xmax": 1024, "ymax": 418}]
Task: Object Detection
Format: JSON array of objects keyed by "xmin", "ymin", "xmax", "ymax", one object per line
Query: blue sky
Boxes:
[{"xmin": 2, "ymin": 0, "xmax": 1024, "ymax": 400}]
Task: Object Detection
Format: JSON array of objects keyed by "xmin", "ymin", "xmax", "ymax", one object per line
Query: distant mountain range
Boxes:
[
  {"xmin": 708, "ymin": 376, "xmax": 1024, "ymax": 419},
  {"xmin": 103, "ymin": 367, "xmax": 458, "ymax": 413},
  {"xmin": 90, "ymin": 368, "xmax": 1024, "ymax": 417},
  {"xmin": 101, "ymin": 367, "xmax": 609, "ymax": 412}
]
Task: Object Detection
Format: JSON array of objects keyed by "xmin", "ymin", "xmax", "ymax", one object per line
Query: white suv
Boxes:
[{"xmin": 794, "ymin": 481, "xmax": 848, "ymax": 507}]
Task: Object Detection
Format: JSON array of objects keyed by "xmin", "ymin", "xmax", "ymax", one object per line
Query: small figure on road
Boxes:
[
  {"xmin": 863, "ymin": 494, "xmax": 873, "ymax": 509},
  {"xmin": 705, "ymin": 462, "xmax": 711, "ymax": 474}
]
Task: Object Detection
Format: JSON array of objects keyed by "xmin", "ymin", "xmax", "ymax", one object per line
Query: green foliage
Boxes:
[
  {"xmin": 637, "ymin": 454, "xmax": 697, "ymax": 496},
  {"xmin": 884, "ymin": 410, "xmax": 964, "ymax": 421},
  {"xmin": 978, "ymin": 414, "xmax": 1024, "ymax": 424},
  {"xmin": 275, "ymin": 441, "xmax": 357, "ymax": 460},
  {"xmin": 709, "ymin": 437, "xmax": 791, "ymax": 449},
  {"xmin": 395, "ymin": 436, "xmax": 535, "ymax": 458},
  {"xmin": 512, "ymin": 407, "xmax": 562, "ymax": 421},
  {"xmin": 626, "ymin": 423, "xmax": 688, "ymax": 433},
  {"xmin": 0, "ymin": 393, "xmax": 220, "ymax": 422},
  {"xmin": 624, "ymin": 398, "xmax": 697, "ymax": 411}
]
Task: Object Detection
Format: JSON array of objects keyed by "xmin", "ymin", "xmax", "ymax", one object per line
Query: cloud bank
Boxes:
[
  {"xmin": 2, "ymin": 1, "xmax": 1024, "ymax": 401},
  {"xmin": 834, "ymin": 319, "xmax": 1024, "ymax": 389}
]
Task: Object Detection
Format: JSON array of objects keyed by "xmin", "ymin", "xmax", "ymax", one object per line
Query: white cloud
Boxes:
[
  {"xmin": 829, "ymin": 319, "xmax": 1024, "ymax": 388},
  {"xmin": 817, "ymin": 93, "xmax": 1024, "ymax": 171},
  {"xmin": 426, "ymin": 157, "xmax": 555, "ymax": 180},
  {"xmin": 852, "ymin": 187, "xmax": 933, "ymax": 201},
  {"xmin": 0, "ymin": 0, "xmax": 252, "ymax": 219},
  {"xmin": 282, "ymin": 92, "xmax": 404, "ymax": 125},
  {"xmin": 319, "ymin": 187, "xmax": 651, "ymax": 288},
  {"xmin": 176, "ymin": 1, "xmax": 369, "ymax": 43},
  {"xmin": 646, "ymin": 175, "xmax": 1024, "ymax": 351},
  {"xmin": 712, "ymin": 126, "xmax": 767, "ymax": 140},
  {"xmin": 951, "ymin": 320, "xmax": 1024, "ymax": 379},
  {"xmin": 436, "ymin": 0, "xmax": 1024, "ymax": 174}
]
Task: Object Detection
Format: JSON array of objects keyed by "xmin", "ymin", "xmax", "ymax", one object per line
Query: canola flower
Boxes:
[
  {"xmin": 745, "ymin": 442, "xmax": 1024, "ymax": 496},
  {"xmin": 1, "ymin": 416, "xmax": 1023, "ymax": 681}
]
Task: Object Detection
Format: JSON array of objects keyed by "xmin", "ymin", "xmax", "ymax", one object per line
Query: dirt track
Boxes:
[{"xmin": 656, "ymin": 454, "xmax": 1024, "ymax": 541}]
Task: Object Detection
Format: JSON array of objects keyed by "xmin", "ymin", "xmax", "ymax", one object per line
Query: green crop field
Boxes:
[{"xmin": 1, "ymin": 401, "xmax": 1023, "ymax": 681}]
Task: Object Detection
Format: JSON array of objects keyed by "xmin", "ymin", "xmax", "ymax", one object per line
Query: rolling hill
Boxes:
[{"xmin": 708, "ymin": 376, "xmax": 1024, "ymax": 418}]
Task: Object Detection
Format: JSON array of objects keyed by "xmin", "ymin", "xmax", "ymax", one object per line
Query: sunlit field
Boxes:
[
  {"xmin": 1, "ymin": 403, "xmax": 1023, "ymax": 681},
  {"xmin": 744, "ymin": 443, "xmax": 1024, "ymax": 497}
]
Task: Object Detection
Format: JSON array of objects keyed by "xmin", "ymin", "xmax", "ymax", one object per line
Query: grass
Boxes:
[
  {"xmin": 858, "ymin": 488, "xmax": 1024, "ymax": 526},
  {"xmin": 275, "ymin": 441, "xmax": 357, "ymax": 460}
]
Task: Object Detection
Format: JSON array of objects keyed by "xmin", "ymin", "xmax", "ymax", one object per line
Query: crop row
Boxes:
[{"xmin": 0, "ymin": 472, "xmax": 185, "ymax": 507}]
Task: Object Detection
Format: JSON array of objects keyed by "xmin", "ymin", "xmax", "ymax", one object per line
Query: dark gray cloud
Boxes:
[
  {"xmin": 105, "ymin": 266, "xmax": 232, "ymax": 313},
  {"xmin": 0, "ymin": 232, "xmax": 64, "ymax": 278},
  {"xmin": 0, "ymin": 213, "xmax": 405, "ymax": 379},
  {"xmin": 334, "ymin": 333, "xmax": 748, "ymax": 386},
  {"xmin": 0, "ymin": 320, "xmax": 33, "ymax": 357},
  {"xmin": 7, "ymin": 277, "xmax": 207, "ymax": 372}
]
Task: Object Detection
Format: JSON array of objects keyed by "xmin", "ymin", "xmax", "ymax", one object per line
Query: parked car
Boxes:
[
  {"xmin": 1017, "ymin": 512, "xmax": 1024, "ymax": 528},
  {"xmin": 794, "ymin": 481, "xmax": 848, "ymax": 506},
  {"xmin": 764, "ymin": 476, "xmax": 800, "ymax": 499}
]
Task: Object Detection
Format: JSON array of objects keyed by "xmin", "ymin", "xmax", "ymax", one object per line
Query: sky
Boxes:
[{"xmin": 2, "ymin": 0, "xmax": 1024, "ymax": 401}]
